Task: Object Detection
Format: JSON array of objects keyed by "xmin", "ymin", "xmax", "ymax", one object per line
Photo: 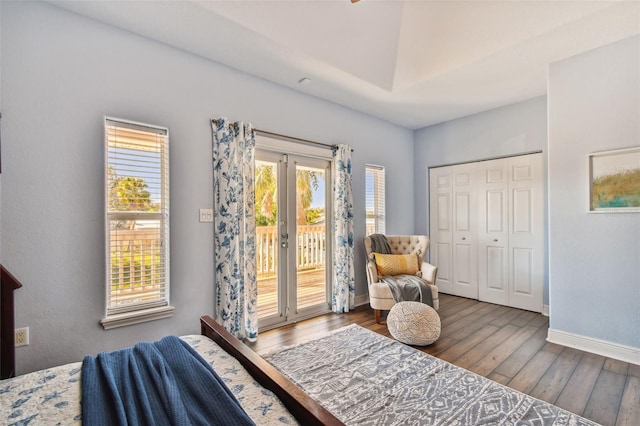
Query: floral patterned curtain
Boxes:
[
  {"xmin": 211, "ymin": 118, "xmax": 258, "ymax": 341},
  {"xmin": 332, "ymin": 144, "xmax": 355, "ymax": 313}
]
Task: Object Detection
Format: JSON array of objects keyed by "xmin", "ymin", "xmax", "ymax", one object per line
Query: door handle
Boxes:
[
  {"xmin": 462, "ymin": 237, "xmax": 466, "ymax": 240},
  {"xmin": 493, "ymin": 239, "xmax": 498, "ymax": 242},
  {"xmin": 281, "ymin": 241, "xmax": 289, "ymax": 248}
]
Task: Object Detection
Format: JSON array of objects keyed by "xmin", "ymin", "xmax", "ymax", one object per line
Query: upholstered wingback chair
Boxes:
[{"xmin": 363, "ymin": 235, "xmax": 439, "ymax": 323}]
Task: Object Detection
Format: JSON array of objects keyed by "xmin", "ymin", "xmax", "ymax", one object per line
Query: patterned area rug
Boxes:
[{"xmin": 263, "ymin": 324, "xmax": 599, "ymax": 425}]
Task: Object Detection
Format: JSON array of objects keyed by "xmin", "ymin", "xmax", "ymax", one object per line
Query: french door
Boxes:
[{"xmin": 255, "ymin": 149, "xmax": 332, "ymax": 329}]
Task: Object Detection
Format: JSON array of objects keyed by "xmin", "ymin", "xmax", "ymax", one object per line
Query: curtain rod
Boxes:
[
  {"xmin": 211, "ymin": 119, "xmax": 354, "ymax": 152},
  {"xmin": 428, "ymin": 150, "xmax": 543, "ymax": 170}
]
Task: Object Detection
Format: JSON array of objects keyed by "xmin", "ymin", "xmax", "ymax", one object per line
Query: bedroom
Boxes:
[{"xmin": 0, "ymin": 0, "xmax": 638, "ymax": 424}]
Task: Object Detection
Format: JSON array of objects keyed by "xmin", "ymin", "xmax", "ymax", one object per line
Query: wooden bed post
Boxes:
[
  {"xmin": 200, "ymin": 315, "xmax": 344, "ymax": 425},
  {"xmin": 1, "ymin": 265, "xmax": 23, "ymax": 379}
]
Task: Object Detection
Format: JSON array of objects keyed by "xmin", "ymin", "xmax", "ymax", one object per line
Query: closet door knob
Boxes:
[
  {"xmin": 462, "ymin": 237, "xmax": 466, "ymax": 240},
  {"xmin": 493, "ymin": 239, "xmax": 498, "ymax": 242}
]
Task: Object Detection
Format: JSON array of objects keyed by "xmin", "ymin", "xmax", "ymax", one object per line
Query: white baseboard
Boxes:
[
  {"xmin": 542, "ymin": 304, "xmax": 549, "ymax": 317},
  {"xmin": 547, "ymin": 328, "xmax": 640, "ymax": 365},
  {"xmin": 355, "ymin": 294, "xmax": 369, "ymax": 307}
]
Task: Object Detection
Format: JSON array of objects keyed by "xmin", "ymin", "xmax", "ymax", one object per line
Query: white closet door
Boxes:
[
  {"xmin": 430, "ymin": 153, "xmax": 543, "ymax": 312},
  {"xmin": 452, "ymin": 163, "xmax": 478, "ymax": 299},
  {"xmin": 429, "ymin": 167, "xmax": 453, "ymax": 294},
  {"xmin": 508, "ymin": 153, "xmax": 544, "ymax": 312},
  {"xmin": 478, "ymin": 159, "xmax": 509, "ymax": 305}
]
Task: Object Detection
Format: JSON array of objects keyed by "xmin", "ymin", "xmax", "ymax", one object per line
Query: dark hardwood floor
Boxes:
[{"xmin": 248, "ymin": 293, "xmax": 639, "ymax": 426}]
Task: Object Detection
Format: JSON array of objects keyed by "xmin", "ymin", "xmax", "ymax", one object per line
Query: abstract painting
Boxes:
[{"xmin": 589, "ymin": 147, "xmax": 640, "ymax": 212}]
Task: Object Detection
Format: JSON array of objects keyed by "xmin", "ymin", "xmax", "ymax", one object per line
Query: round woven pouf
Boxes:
[{"xmin": 387, "ymin": 301, "xmax": 441, "ymax": 346}]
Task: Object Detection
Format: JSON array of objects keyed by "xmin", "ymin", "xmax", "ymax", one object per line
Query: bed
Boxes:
[
  {"xmin": 1, "ymin": 314, "xmax": 597, "ymax": 426},
  {"xmin": 0, "ymin": 232, "xmax": 600, "ymax": 425},
  {"xmin": 0, "ymin": 316, "xmax": 341, "ymax": 425}
]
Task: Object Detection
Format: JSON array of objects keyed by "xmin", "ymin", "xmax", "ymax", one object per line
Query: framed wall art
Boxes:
[{"xmin": 588, "ymin": 146, "xmax": 640, "ymax": 212}]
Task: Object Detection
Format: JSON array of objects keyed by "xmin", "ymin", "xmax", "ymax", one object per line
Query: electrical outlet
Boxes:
[
  {"xmin": 15, "ymin": 327, "xmax": 29, "ymax": 347},
  {"xmin": 199, "ymin": 208, "xmax": 213, "ymax": 223}
]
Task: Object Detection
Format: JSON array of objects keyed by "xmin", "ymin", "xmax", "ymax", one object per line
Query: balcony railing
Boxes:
[
  {"xmin": 108, "ymin": 226, "xmax": 327, "ymax": 294},
  {"xmin": 256, "ymin": 224, "xmax": 326, "ymax": 278},
  {"xmin": 256, "ymin": 225, "xmax": 327, "ymax": 317},
  {"xmin": 108, "ymin": 226, "xmax": 327, "ymax": 318},
  {"xmin": 109, "ymin": 229, "xmax": 164, "ymax": 309}
]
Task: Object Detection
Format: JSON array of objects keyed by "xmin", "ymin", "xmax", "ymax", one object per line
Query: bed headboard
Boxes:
[{"xmin": 1, "ymin": 265, "xmax": 23, "ymax": 379}]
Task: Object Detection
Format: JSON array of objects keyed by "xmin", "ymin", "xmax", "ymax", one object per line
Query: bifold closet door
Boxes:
[
  {"xmin": 451, "ymin": 163, "xmax": 478, "ymax": 299},
  {"xmin": 478, "ymin": 159, "xmax": 510, "ymax": 306},
  {"xmin": 429, "ymin": 167, "xmax": 453, "ymax": 295},
  {"xmin": 477, "ymin": 153, "xmax": 543, "ymax": 312},
  {"xmin": 505, "ymin": 154, "xmax": 543, "ymax": 312},
  {"xmin": 430, "ymin": 153, "xmax": 543, "ymax": 312},
  {"xmin": 429, "ymin": 163, "xmax": 478, "ymax": 299}
]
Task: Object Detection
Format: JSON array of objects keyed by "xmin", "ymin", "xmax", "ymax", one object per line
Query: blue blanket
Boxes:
[{"xmin": 81, "ymin": 335, "xmax": 255, "ymax": 426}]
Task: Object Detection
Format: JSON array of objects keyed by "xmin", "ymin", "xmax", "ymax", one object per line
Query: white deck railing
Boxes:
[
  {"xmin": 109, "ymin": 226, "xmax": 327, "ymax": 288},
  {"xmin": 256, "ymin": 225, "xmax": 326, "ymax": 278},
  {"xmin": 108, "ymin": 229, "xmax": 164, "ymax": 308}
]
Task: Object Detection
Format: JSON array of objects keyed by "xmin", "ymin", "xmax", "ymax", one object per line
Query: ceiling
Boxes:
[{"xmin": 48, "ymin": 0, "xmax": 639, "ymax": 129}]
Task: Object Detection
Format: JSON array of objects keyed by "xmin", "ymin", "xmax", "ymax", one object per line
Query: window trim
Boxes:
[
  {"xmin": 365, "ymin": 164, "xmax": 385, "ymax": 235},
  {"xmin": 100, "ymin": 306, "xmax": 175, "ymax": 330},
  {"xmin": 101, "ymin": 117, "xmax": 172, "ymax": 329}
]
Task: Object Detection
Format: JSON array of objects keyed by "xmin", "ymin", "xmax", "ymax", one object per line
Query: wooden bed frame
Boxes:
[
  {"xmin": 200, "ymin": 315, "xmax": 344, "ymax": 426},
  {"xmin": 2, "ymin": 281, "xmax": 341, "ymax": 424},
  {"xmin": 1, "ymin": 265, "xmax": 23, "ymax": 379}
]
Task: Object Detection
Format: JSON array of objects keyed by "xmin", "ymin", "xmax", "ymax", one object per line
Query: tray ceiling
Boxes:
[{"xmin": 47, "ymin": 0, "xmax": 639, "ymax": 128}]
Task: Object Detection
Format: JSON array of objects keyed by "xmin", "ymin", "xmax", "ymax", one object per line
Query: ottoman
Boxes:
[{"xmin": 387, "ymin": 301, "xmax": 441, "ymax": 346}]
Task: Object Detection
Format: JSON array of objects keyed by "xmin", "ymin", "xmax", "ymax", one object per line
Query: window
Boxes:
[
  {"xmin": 365, "ymin": 165, "xmax": 385, "ymax": 235},
  {"xmin": 101, "ymin": 118, "xmax": 172, "ymax": 329}
]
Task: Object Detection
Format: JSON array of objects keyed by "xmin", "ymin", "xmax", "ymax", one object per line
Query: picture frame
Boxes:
[{"xmin": 588, "ymin": 146, "xmax": 640, "ymax": 213}]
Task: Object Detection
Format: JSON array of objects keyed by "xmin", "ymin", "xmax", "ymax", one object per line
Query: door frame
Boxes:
[{"xmin": 255, "ymin": 145, "xmax": 333, "ymax": 330}]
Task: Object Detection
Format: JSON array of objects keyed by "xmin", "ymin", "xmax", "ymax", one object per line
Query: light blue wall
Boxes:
[
  {"xmin": 0, "ymin": 1, "xmax": 414, "ymax": 374},
  {"xmin": 413, "ymin": 97, "xmax": 549, "ymax": 303},
  {"xmin": 548, "ymin": 35, "xmax": 640, "ymax": 348}
]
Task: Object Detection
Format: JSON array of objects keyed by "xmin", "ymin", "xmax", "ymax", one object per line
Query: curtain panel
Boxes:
[
  {"xmin": 211, "ymin": 118, "xmax": 258, "ymax": 341},
  {"xmin": 332, "ymin": 144, "xmax": 355, "ymax": 313}
]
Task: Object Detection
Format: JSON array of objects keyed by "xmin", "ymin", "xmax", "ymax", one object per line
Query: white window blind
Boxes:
[
  {"xmin": 365, "ymin": 165, "xmax": 385, "ymax": 235},
  {"xmin": 105, "ymin": 118, "xmax": 170, "ymax": 317}
]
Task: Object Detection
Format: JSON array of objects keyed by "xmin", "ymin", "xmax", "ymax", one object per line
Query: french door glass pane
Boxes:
[
  {"xmin": 256, "ymin": 160, "xmax": 279, "ymax": 319},
  {"xmin": 295, "ymin": 164, "xmax": 327, "ymax": 310}
]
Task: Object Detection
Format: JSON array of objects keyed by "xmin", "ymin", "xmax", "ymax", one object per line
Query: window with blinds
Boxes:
[
  {"xmin": 104, "ymin": 118, "xmax": 170, "ymax": 322},
  {"xmin": 365, "ymin": 165, "xmax": 385, "ymax": 235}
]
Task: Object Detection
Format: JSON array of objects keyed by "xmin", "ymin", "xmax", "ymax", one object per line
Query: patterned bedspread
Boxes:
[{"xmin": 0, "ymin": 335, "xmax": 297, "ymax": 426}]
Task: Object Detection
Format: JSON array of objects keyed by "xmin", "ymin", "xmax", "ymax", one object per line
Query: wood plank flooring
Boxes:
[{"xmin": 248, "ymin": 293, "xmax": 639, "ymax": 426}]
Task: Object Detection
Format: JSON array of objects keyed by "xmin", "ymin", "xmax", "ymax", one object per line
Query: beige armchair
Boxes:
[{"xmin": 364, "ymin": 235, "xmax": 439, "ymax": 323}]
